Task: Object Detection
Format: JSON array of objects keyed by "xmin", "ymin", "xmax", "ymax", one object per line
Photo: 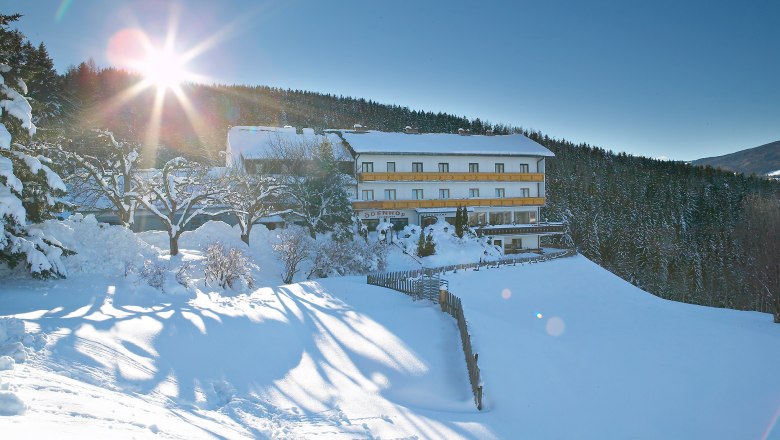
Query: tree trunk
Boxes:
[
  {"xmin": 241, "ymin": 224, "xmax": 252, "ymax": 245},
  {"xmin": 170, "ymin": 234, "xmax": 179, "ymax": 256}
]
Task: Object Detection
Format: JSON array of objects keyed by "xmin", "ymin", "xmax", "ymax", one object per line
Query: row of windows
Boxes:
[
  {"xmin": 361, "ymin": 161, "xmax": 531, "ymax": 173},
  {"xmin": 467, "ymin": 210, "xmax": 538, "ymax": 226},
  {"xmin": 360, "ymin": 188, "xmax": 531, "ymax": 200}
]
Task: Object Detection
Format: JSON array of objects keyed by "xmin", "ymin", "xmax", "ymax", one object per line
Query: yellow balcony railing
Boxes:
[
  {"xmin": 352, "ymin": 197, "xmax": 545, "ymax": 210},
  {"xmin": 358, "ymin": 172, "xmax": 544, "ymax": 182}
]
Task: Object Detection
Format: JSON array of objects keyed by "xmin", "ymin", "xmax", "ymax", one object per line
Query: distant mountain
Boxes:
[{"xmin": 692, "ymin": 140, "xmax": 780, "ymax": 176}]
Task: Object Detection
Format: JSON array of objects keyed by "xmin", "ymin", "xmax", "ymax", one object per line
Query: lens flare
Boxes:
[
  {"xmin": 546, "ymin": 316, "xmax": 566, "ymax": 337},
  {"xmin": 536, "ymin": 313, "xmax": 543, "ymax": 319},
  {"xmin": 501, "ymin": 288, "xmax": 512, "ymax": 299}
]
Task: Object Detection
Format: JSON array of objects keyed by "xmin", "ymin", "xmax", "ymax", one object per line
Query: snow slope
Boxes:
[
  {"xmin": 1, "ymin": 220, "xmax": 779, "ymax": 438},
  {"xmin": 443, "ymin": 255, "xmax": 780, "ymax": 439},
  {"xmin": 0, "ymin": 275, "xmax": 487, "ymax": 438}
]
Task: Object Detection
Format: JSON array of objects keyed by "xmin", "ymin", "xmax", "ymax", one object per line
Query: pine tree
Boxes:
[
  {"xmin": 425, "ymin": 232, "xmax": 436, "ymax": 256},
  {"xmin": 0, "ymin": 13, "xmax": 71, "ymax": 278},
  {"xmin": 416, "ymin": 229, "xmax": 426, "ymax": 257}
]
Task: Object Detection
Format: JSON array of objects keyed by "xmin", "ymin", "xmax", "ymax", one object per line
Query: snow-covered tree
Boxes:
[
  {"xmin": 61, "ymin": 130, "xmax": 140, "ymax": 226},
  {"xmin": 268, "ymin": 136, "xmax": 353, "ymax": 238},
  {"xmin": 221, "ymin": 166, "xmax": 281, "ymax": 245},
  {"xmin": 135, "ymin": 157, "xmax": 225, "ymax": 256},
  {"xmin": 0, "ymin": 15, "xmax": 70, "ymax": 277},
  {"xmin": 273, "ymin": 226, "xmax": 313, "ymax": 284}
]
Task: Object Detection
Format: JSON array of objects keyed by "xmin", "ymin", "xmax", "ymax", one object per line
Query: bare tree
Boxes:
[
  {"xmin": 221, "ymin": 166, "xmax": 281, "ymax": 245},
  {"xmin": 135, "ymin": 157, "xmax": 226, "ymax": 256},
  {"xmin": 61, "ymin": 130, "xmax": 140, "ymax": 226},
  {"xmin": 273, "ymin": 226, "xmax": 313, "ymax": 284}
]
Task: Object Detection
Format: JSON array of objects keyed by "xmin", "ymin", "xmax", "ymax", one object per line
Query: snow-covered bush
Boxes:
[
  {"xmin": 308, "ymin": 237, "xmax": 388, "ymax": 278},
  {"xmin": 41, "ymin": 214, "xmax": 155, "ymax": 275},
  {"xmin": 273, "ymin": 226, "xmax": 313, "ymax": 284},
  {"xmin": 175, "ymin": 261, "xmax": 193, "ymax": 288},
  {"xmin": 140, "ymin": 260, "xmax": 166, "ymax": 290},
  {"xmin": 204, "ymin": 242, "xmax": 255, "ymax": 290}
]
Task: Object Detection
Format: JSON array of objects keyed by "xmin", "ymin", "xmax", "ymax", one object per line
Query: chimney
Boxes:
[{"xmin": 404, "ymin": 126, "xmax": 419, "ymax": 134}]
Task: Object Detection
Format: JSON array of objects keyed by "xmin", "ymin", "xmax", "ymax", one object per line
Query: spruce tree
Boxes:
[
  {"xmin": 416, "ymin": 229, "xmax": 426, "ymax": 257},
  {"xmin": 0, "ymin": 13, "xmax": 71, "ymax": 278}
]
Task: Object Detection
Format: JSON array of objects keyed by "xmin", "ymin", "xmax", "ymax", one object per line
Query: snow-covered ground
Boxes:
[{"xmin": 1, "ymin": 220, "xmax": 779, "ymax": 439}]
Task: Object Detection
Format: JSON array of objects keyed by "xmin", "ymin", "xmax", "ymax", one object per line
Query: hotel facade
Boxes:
[{"xmin": 227, "ymin": 126, "xmax": 564, "ymax": 253}]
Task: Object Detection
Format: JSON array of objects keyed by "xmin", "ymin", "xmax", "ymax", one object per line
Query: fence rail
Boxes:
[{"xmin": 439, "ymin": 289, "xmax": 483, "ymax": 409}]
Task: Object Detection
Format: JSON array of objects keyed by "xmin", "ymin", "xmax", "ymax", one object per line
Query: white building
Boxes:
[
  {"xmin": 340, "ymin": 128, "xmax": 561, "ymax": 252},
  {"xmin": 227, "ymin": 125, "xmax": 563, "ymax": 253}
]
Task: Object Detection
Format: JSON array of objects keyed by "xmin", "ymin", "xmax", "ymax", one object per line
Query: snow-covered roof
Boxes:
[
  {"xmin": 226, "ymin": 126, "xmax": 351, "ymax": 163},
  {"xmin": 336, "ymin": 130, "xmax": 554, "ymax": 157}
]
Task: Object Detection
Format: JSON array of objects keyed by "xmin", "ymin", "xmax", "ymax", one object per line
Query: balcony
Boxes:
[
  {"xmin": 480, "ymin": 222, "xmax": 565, "ymax": 235},
  {"xmin": 358, "ymin": 172, "xmax": 544, "ymax": 182},
  {"xmin": 352, "ymin": 197, "xmax": 545, "ymax": 210}
]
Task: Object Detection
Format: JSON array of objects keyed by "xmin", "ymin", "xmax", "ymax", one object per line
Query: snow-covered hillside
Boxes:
[{"xmin": 1, "ymin": 223, "xmax": 779, "ymax": 439}]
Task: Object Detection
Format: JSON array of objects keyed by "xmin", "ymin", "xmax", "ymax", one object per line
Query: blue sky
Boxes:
[{"xmin": 4, "ymin": 0, "xmax": 779, "ymax": 160}]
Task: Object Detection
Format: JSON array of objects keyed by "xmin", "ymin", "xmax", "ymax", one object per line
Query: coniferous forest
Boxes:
[{"xmin": 15, "ymin": 57, "xmax": 780, "ymax": 319}]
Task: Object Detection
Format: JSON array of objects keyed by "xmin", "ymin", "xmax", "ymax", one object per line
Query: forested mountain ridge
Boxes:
[
  {"xmin": 692, "ymin": 140, "xmax": 780, "ymax": 176},
  {"xmin": 24, "ymin": 61, "xmax": 780, "ymax": 319}
]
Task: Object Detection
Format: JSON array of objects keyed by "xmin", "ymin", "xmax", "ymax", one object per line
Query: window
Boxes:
[
  {"xmin": 361, "ymin": 162, "xmax": 374, "ymax": 173},
  {"xmin": 361, "ymin": 189, "xmax": 374, "ymax": 201},
  {"xmin": 489, "ymin": 211, "xmax": 512, "ymax": 225},
  {"xmin": 412, "ymin": 189, "xmax": 424, "ymax": 199},
  {"xmin": 386, "ymin": 162, "xmax": 396, "ymax": 172},
  {"xmin": 412, "ymin": 162, "xmax": 424, "ymax": 172},
  {"xmin": 519, "ymin": 163, "xmax": 529, "ymax": 173},
  {"xmin": 495, "ymin": 188, "xmax": 505, "ymax": 198},
  {"xmin": 520, "ymin": 188, "xmax": 530, "ymax": 197},
  {"xmin": 439, "ymin": 189, "xmax": 450, "ymax": 199},
  {"xmin": 468, "ymin": 212, "xmax": 486, "ymax": 226},
  {"xmin": 514, "ymin": 211, "xmax": 531, "ymax": 224},
  {"xmin": 469, "ymin": 188, "xmax": 480, "ymax": 198},
  {"xmin": 495, "ymin": 163, "xmax": 505, "ymax": 173},
  {"xmin": 438, "ymin": 163, "xmax": 449, "ymax": 172},
  {"xmin": 469, "ymin": 163, "xmax": 479, "ymax": 173},
  {"xmin": 384, "ymin": 189, "xmax": 396, "ymax": 200}
]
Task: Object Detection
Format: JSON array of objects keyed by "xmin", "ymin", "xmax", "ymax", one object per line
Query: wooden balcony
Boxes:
[
  {"xmin": 358, "ymin": 172, "xmax": 544, "ymax": 182},
  {"xmin": 481, "ymin": 223, "xmax": 565, "ymax": 235},
  {"xmin": 352, "ymin": 197, "xmax": 545, "ymax": 210}
]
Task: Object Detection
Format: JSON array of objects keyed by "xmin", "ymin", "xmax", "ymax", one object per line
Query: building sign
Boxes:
[{"xmin": 360, "ymin": 210, "xmax": 403, "ymax": 219}]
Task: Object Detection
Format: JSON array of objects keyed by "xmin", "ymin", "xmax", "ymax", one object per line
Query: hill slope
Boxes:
[
  {"xmin": 2, "ymin": 248, "xmax": 778, "ymax": 438},
  {"xmin": 692, "ymin": 140, "xmax": 780, "ymax": 176}
]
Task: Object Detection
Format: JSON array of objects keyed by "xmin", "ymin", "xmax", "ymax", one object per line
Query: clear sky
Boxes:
[{"xmin": 3, "ymin": 0, "xmax": 779, "ymax": 161}]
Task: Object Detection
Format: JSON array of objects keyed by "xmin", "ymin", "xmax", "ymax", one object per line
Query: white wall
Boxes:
[{"xmin": 356, "ymin": 154, "xmax": 542, "ymax": 173}]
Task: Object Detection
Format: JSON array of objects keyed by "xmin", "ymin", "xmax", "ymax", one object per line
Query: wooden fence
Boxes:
[
  {"xmin": 366, "ymin": 248, "xmax": 577, "ymax": 411},
  {"xmin": 439, "ymin": 289, "xmax": 483, "ymax": 410}
]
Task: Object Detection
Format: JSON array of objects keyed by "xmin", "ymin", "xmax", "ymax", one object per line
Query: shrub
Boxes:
[
  {"xmin": 273, "ymin": 227, "xmax": 313, "ymax": 284},
  {"xmin": 204, "ymin": 242, "xmax": 255, "ymax": 290},
  {"xmin": 141, "ymin": 260, "xmax": 166, "ymax": 290}
]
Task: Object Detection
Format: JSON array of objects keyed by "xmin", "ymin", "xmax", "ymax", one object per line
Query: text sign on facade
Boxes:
[{"xmin": 361, "ymin": 210, "xmax": 403, "ymax": 219}]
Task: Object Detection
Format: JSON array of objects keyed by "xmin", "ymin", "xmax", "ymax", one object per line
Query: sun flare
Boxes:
[{"xmin": 139, "ymin": 48, "xmax": 188, "ymax": 90}]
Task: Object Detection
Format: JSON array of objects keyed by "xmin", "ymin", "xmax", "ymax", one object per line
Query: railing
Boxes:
[
  {"xmin": 352, "ymin": 197, "xmax": 545, "ymax": 210},
  {"xmin": 367, "ymin": 268, "xmax": 447, "ymax": 302},
  {"xmin": 359, "ymin": 172, "xmax": 544, "ymax": 182}
]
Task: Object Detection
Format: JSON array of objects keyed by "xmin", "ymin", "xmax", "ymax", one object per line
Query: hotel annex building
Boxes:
[{"xmin": 227, "ymin": 126, "xmax": 563, "ymax": 253}]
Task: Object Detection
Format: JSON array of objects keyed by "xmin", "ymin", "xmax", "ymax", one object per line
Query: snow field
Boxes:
[{"xmin": 443, "ymin": 255, "xmax": 780, "ymax": 439}]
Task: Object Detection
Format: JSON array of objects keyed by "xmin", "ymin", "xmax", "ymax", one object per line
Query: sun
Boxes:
[{"xmin": 139, "ymin": 47, "xmax": 188, "ymax": 90}]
